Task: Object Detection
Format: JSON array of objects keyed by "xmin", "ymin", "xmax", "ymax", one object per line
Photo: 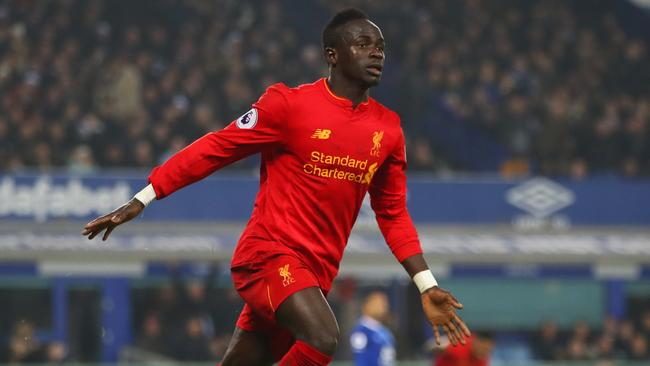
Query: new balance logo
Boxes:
[{"xmin": 311, "ymin": 129, "xmax": 331, "ymax": 139}]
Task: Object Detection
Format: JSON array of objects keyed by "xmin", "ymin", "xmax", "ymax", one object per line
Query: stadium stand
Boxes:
[{"xmin": 0, "ymin": 0, "xmax": 647, "ymax": 175}]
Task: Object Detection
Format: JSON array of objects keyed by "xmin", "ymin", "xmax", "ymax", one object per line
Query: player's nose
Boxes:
[{"xmin": 369, "ymin": 47, "xmax": 384, "ymax": 59}]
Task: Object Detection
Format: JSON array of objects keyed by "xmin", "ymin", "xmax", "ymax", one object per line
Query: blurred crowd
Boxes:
[
  {"xmin": 129, "ymin": 265, "xmax": 243, "ymax": 361},
  {"xmin": 0, "ymin": 0, "xmax": 324, "ymax": 173},
  {"xmin": 0, "ymin": 0, "xmax": 648, "ymax": 176},
  {"xmin": 129, "ymin": 266, "xmax": 360, "ymax": 362},
  {"xmin": 532, "ymin": 315, "xmax": 650, "ymax": 362},
  {"xmin": 0, "ymin": 321, "xmax": 67, "ymax": 364},
  {"xmin": 375, "ymin": 0, "xmax": 650, "ymax": 176},
  {"xmin": 0, "ymin": 265, "xmax": 244, "ymax": 363},
  {"xmin": 3, "ymin": 269, "xmax": 650, "ymax": 364}
]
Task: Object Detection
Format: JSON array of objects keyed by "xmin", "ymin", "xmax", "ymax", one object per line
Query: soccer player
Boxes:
[
  {"xmin": 350, "ymin": 291, "xmax": 395, "ymax": 366},
  {"xmin": 83, "ymin": 8, "xmax": 470, "ymax": 365}
]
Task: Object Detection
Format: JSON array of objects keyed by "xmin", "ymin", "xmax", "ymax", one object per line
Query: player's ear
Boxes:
[{"xmin": 325, "ymin": 47, "xmax": 337, "ymax": 66}]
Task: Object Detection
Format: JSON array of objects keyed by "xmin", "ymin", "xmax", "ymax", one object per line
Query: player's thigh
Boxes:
[
  {"xmin": 220, "ymin": 327, "xmax": 273, "ymax": 366},
  {"xmin": 275, "ymin": 286, "xmax": 340, "ymax": 346}
]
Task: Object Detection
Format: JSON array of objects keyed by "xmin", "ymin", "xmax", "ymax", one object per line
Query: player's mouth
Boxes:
[{"xmin": 366, "ymin": 64, "xmax": 383, "ymax": 76}]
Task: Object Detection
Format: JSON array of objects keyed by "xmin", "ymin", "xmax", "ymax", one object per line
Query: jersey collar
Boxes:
[
  {"xmin": 360, "ymin": 315, "xmax": 384, "ymax": 331},
  {"xmin": 320, "ymin": 78, "xmax": 370, "ymax": 112}
]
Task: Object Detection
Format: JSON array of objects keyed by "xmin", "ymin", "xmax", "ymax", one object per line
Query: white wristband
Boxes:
[
  {"xmin": 133, "ymin": 184, "xmax": 157, "ymax": 207},
  {"xmin": 413, "ymin": 270, "xmax": 438, "ymax": 294}
]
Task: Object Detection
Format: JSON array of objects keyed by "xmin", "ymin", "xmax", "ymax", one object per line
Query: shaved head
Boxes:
[{"xmin": 322, "ymin": 8, "xmax": 369, "ymax": 50}]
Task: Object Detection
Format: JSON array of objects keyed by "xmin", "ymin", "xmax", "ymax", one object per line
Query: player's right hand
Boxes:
[{"xmin": 81, "ymin": 199, "xmax": 144, "ymax": 241}]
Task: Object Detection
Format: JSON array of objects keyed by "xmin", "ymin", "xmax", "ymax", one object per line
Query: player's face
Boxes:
[
  {"xmin": 364, "ymin": 292, "xmax": 389, "ymax": 321},
  {"xmin": 336, "ymin": 19, "xmax": 385, "ymax": 87},
  {"xmin": 472, "ymin": 337, "xmax": 495, "ymax": 358}
]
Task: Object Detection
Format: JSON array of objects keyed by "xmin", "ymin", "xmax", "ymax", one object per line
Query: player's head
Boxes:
[
  {"xmin": 184, "ymin": 315, "xmax": 204, "ymax": 337},
  {"xmin": 361, "ymin": 291, "xmax": 389, "ymax": 321},
  {"xmin": 322, "ymin": 8, "xmax": 385, "ymax": 87},
  {"xmin": 471, "ymin": 331, "xmax": 495, "ymax": 359}
]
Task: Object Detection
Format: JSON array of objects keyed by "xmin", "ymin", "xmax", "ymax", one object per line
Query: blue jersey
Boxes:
[{"xmin": 350, "ymin": 316, "xmax": 396, "ymax": 366}]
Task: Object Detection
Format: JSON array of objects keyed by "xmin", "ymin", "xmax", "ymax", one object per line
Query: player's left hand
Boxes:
[{"xmin": 421, "ymin": 286, "xmax": 471, "ymax": 346}]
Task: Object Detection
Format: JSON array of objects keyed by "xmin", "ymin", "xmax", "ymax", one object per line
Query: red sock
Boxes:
[{"xmin": 278, "ymin": 340, "xmax": 333, "ymax": 366}]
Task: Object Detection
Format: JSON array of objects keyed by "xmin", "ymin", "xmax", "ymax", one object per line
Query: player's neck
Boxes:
[{"xmin": 326, "ymin": 75, "xmax": 369, "ymax": 108}]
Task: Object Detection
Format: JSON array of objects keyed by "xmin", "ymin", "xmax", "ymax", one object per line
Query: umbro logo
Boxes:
[
  {"xmin": 311, "ymin": 129, "xmax": 331, "ymax": 139},
  {"xmin": 506, "ymin": 178, "xmax": 575, "ymax": 218}
]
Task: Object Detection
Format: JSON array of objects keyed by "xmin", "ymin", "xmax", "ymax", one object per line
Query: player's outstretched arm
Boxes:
[
  {"xmin": 402, "ymin": 254, "xmax": 471, "ymax": 346},
  {"xmin": 83, "ymin": 84, "xmax": 288, "ymax": 241}
]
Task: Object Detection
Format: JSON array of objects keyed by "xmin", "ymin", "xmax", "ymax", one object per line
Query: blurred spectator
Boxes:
[
  {"xmin": 601, "ymin": 316, "xmax": 618, "ymax": 338},
  {"xmin": 616, "ymin": 320, "xmax": 636, "ymax": 356},
  {"xmin": 500, "ymin": 157, "xmax": 530, "ymax": 179},
  {"xmin": 641, "ymin": 311, "xmax": 650, "ymax": 339},
  {"xmin": 94, "ymin": 55, "xmax": 143, "ymax": 121},
  {"xmin": 593, "ymin": 335, "xmax": 616, "ymax": 360},
  {"xmin": 629, "ymin": 333, "xmax": 649, "ymax": 360},
  {"xmin": 67, "ymin": 145, "xmax": 97, "ymax": 173},
  {"xmin": 569, "ymin": 158, "xmax": 589, "ymax": 180},
  {"xmin": 349, "ymin": 291, "xmax": 396, "ymax": 366},
  {"xmin": 8, "ymin": 320, "xmax": 45, "ymax": 363},
  {"xmin": 135, "ymin": 312, "xmax": 166, "ymax": 355},
  {"xmin": 45, "ymin": 342, "xmax": 68, "ymax": 364},
  {"xmin": 434, "ymin": 331, "xmax": 494, "ymax": 366},
  {"xmin": 171, "ymin": 315, "xmax": 214, "ymax": 361},
  {"xmin": 571, "ymin": 321, "xmax": 592, "ymax": 344},
  {"xmin": 565, "ymin": 338, "xmax": 589, "ymax": 361},
  {"xmin": 529, "ymin": 318, "xmax": 650, "ymax": 362},
  {"xmin": 531, "ymin": 320, "xmax": 562, "ymax": 361}
]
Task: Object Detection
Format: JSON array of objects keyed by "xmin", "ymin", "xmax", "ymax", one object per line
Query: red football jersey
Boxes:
[{"xmin": 149, "ymin": 78, "xmax": 422, "ymax": 291}]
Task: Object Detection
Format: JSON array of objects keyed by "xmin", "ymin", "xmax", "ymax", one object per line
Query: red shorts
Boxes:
[{"xmin": 231, "ymin": 251, "xmax": 321, "ymax": 360}]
